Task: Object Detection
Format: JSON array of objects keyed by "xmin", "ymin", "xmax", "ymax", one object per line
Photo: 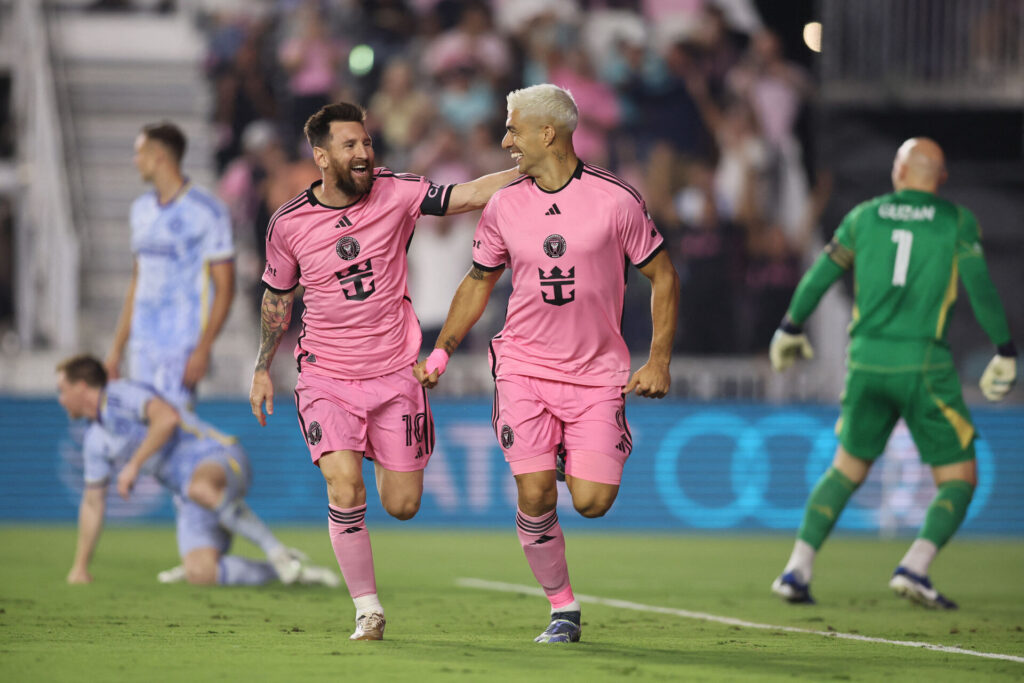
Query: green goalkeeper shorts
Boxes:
[{"xmin": 836, "ymin": 364, "xmax": 976, "ymax": 465}]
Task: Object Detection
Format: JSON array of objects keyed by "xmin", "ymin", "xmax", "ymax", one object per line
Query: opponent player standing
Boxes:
[
  {"xmin": 248, "ymin": 102, "xmax": 518, "ymax": 640},
  {"xmin": 106, "ymin": 122, "xmax": 235, "ymax": 409},
  {"xmin": 769, "ymin": 137, "xmax": 1017, "ymax": 608},
  {"xmin": 58, "ymin": 354, "xmax": 337, "ymax": 588},
  {"xmin": 414, "ymin": 84, "xmax": 680, "ymax": 643}
]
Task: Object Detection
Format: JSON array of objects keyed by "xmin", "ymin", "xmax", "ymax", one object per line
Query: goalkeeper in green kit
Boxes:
[{"xmin": 769, "ymin": 138, "xmax": 1017, "ymax": 609}]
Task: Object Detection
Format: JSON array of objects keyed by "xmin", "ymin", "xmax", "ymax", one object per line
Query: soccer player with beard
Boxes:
[
  {"xmin": 249, "ymin": 102, "xmax": 518, "ymax": 641},
  {"xmin": 413, "ymin": 84, "xmax": 680, "ymax": 643}
]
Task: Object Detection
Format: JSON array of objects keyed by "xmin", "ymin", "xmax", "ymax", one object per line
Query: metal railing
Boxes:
[
  {"xmin": 820, "ymin": 0, "xmax": 1024, "ymax": 106},
  {"xmin": 11, "ymin": 0, "xmax": 79, "ymax": 350}
]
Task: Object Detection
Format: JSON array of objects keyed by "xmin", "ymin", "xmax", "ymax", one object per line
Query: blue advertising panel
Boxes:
[{"xmin": 1, "ymin": 397, "xmax": 1021, "ymax": 534}]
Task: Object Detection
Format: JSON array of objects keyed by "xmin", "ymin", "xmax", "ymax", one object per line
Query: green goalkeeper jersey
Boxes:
[{"xmin": 787, "ymin": 188, "xmax": 1011, "ymax": 370}]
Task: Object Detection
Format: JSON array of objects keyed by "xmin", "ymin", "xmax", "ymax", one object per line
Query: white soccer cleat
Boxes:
[
  {"xmin": 889, "ymin": 567, "xmax": 958, "ymax": 609},
  {"xmin": 771, "ymin": 571, "xmax": 815, "ymax": 604},
  {"xmin": 157, "ymin": 565, "xmax": 187, "ymax": 584},
  {"xmin": 297, "ymin": 563, "xmax": 341, "ymax": 588},
  {"xmin": 268, "ymin": 546, "xmax": 302, "ymax": 585},
  {"xmin": 350, "ymin": 612, "xmax": 386, "ymax": 641}
]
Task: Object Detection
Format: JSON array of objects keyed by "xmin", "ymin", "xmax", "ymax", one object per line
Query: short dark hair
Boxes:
[
  {"xmin": 56, "ymin": 354, "xmax": 108, "ymax": 388},
  {"xmin": 141, "ymin": 121, "xmax": 187, "ymax": 164},
  {"xmin": 304, "ymin": 102, "xmax": 367, "ymax": 149}
]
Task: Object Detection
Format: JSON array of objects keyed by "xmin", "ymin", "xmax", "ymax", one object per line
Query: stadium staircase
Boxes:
[{"xmin": 24, "ymin": 8, "xmax": 254, "ymax": 396}]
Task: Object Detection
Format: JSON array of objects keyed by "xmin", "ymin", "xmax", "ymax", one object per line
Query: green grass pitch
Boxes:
[{"xmin": 2, "ymin": 526, "xmax": 1022, "ymax": 682}]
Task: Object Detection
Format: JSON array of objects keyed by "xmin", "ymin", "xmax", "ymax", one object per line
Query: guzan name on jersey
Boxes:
[
  {"xmin": 262, "ymin": 168, "xmax": 453, "ymax": 380},
  {"xmin": 878, "ymin": 203, "xmax": 935, "ymax": 221}
]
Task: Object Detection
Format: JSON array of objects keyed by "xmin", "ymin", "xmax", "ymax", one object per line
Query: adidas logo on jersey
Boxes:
[
  {"xmin": 334, "ymin": 215, "xmax": 353, "ymax": 229},
  {"xmin": 545, "ymin": 204, "xmax": 561, "ymax": 216}
]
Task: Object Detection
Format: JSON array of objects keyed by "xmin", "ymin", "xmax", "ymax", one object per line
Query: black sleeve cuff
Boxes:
[
  {"xmin": 263, "ymin": 281, "xmax": 298, "ymax": 295},
  {"xmin": 997, "ymin": 341, "xmax": 1018, "ymax": 357},
  {"xmin": 471, "ymin": 260, "xmax": 505, "ymax": 273},
  {"xmin": 780, "ymin": 315, "xmax": 803, "ymax": 335}
]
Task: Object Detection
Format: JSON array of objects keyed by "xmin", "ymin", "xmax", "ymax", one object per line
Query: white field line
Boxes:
[{"xmin": 456, "ymin": 577, "xmax": 1024, "ymax": 664}]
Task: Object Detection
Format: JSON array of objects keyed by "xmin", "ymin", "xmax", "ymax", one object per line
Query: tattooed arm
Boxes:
[
  {"xmin": 250, "ymin": 287, "xmax": 296, "ymax": 425},
  {"xmin": 413, "ymin": 264, "xmax": 504, "ymax": 388}
]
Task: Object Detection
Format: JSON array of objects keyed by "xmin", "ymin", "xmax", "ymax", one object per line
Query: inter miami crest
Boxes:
[
  {"xmin": 615, "ymin": 407, "xmax": 626, "ymax": 431},
  {"xmin": 336, "ymin": 236, "xmax": 360, "ymax": 260},
  {"xmin": 543, "ymin": 234, "xmax": 566, "ymax": 258},
  {"xmin": 307, "ymin": 421, "xmax": 322, "ymax": 446},
  {"xmin": 500, "ymin": 424, "xmax": 514, "ymax": 449}
]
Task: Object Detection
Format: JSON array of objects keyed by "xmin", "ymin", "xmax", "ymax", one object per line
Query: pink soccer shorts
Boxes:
[
  {"xmin": 492, "ymin": 374, "xmax": 632, "ymax": 485},
  {"xmin": 294, "ymin": 365, "xmax": 434, "ymax": 472}
]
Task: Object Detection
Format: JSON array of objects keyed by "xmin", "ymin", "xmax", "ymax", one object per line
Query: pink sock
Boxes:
[
  {"xmin": 328, "ymin": 504, "xmax": 377, "ymax": 599},
  {"xmin": 516, "ymin": 507, "xmax": 574, "ymax": 609}
]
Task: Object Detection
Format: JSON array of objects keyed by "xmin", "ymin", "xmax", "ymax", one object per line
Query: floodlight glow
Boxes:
[
  {"xmin": 349, "ymin": 44, "xmax": 374, "ymax": 76},
  {"xmin": 803, "ymin": 22, "xmax": 822, "ymax": 53}
]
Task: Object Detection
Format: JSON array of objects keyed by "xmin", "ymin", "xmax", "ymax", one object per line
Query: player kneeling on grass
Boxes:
[
  {"xmin": 768, "ymin": 138, "xmax": 1017, "ymax": 609},
  {"xmin": 58, "ymin": 354, "xmax": 338, "ymax": 588}
]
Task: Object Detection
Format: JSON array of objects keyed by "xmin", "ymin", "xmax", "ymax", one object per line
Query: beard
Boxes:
[{"xmin": 330, "ymin": 158, "xmax": 375, "ymax": 197}]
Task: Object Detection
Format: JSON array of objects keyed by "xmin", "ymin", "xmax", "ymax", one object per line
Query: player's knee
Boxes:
[
  {"xmin": 324, "ymin": 477, "xmax": 366, "ymax": 508},
  {"xmin": 383, "ymin": 496, "xmax": 420, "ymax": 521},
  {"xmin": 187, "ymin": 480, "xmax": 220, "ymax": 510},
  {"xmin": 518, "ymin": 487, "xmax": 557, "ymax": 515},
  {"xmin": 573, "ymin": 498, "xmax": 612, "ymax": 518},
  {"xmin": 184, "ymin": 560, "xmax": 218, "ymax": 585}
]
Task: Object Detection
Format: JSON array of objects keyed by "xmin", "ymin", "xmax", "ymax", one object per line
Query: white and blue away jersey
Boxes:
[
  {"xmin": 96, "ymin": 380, "xmax": 239, "ymax": 493},
  {"xmin": 82, "ymin": 421, "xmax": 144, "ymax": 486},
  {"xmin": 130, "ymin": 184, "xmax": 233, "ymax": 352}
]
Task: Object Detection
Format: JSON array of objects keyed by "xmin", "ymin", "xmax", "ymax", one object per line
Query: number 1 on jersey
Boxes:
[{"xmin": 891, "ymin": 229, "xmax": 913, "ymax": 286}]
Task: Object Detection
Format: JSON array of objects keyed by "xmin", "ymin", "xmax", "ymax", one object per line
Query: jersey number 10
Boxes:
[{"xmin": 891, "ymin": 229, "xmax": 913, "ymax": 287}]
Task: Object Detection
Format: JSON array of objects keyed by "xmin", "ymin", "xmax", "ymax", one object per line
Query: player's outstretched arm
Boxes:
[
  {"xmin": 105, "ymin": 260, "xmax": 138, "ymax": 380},
  {"xmin": 625, "ymin": 250, "xmax": 679, "ymax": 398},
  {"xmin": 117, "ymin": 397, "xmax": 180, "ymax": 500},
  {"xmin": 414, "ymin": 264, "xmax": 505, "ymax": 389},
  {"xmin": 185, "ymin": 260, "xmax": 236, "ymax": 388},
  {"xmin": 444, "ymin": 168, "xmax": 520, "ymax": 215},
  {"xmin": 250, "ymin": 287, "xmax": 296, "ymax": 425},
  {"xmin": 68, "ymin": 484, "xmax": 107, "ymax": 584},
  {"xmin": 959, "ymin": 251, "xmax": 1017, "ymax": 401},
  {"xmin": 769, "ymin": 242, "xmax": 849, "ymax": 372}
]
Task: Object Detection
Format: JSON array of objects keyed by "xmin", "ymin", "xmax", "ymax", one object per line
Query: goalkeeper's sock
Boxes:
[
  {"xmin": 782, "ymin": 539, "xmax": 817, "ymax": 583},
  {"xmin": 916, "ymin": 480, "xmax": 975, "ymax": 551},
  {"xmin": 897, "ymin": 539, "xmax": 937, "ymax": 577},
  {"xmin": 797, "ymin": 466, "xmax": 860, "ymax": 551},
  {"xmin": 217, "ymin": 556, "xmax": 278, "ymax": 585},
  {"xmin": 217, "ymin": 499, "xmax": 284, "ymax": 557},
  {"xmin": 516, "ymin": 507, "xmax": 575, "ymax": 610},
  {"xmin": 328, "ymin": 504, "xmax": 378, "ymax": 600}
]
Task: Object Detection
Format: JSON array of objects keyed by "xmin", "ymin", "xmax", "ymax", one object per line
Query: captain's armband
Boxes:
[{"xmin": 824, "ymin": 239, "xmax": 854, "ymax": 270}]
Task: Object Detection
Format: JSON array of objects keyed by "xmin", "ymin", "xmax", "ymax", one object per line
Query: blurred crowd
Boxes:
[{"xmin": 202, "ymin": 0, "xmax": 828, "ymax": 355}]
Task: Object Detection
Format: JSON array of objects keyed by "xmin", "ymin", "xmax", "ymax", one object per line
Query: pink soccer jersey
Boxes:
[
  {"xmin": 263, "ymin": 168, "xmax": 454, "ymax": 380},
  {"xmin": 473, "ymin": 161, "xmax": 664, "ymax": 387}
]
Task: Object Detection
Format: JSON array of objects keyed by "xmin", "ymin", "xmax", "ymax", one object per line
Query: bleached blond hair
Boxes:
[{"xmin": 506, "ymin": 84, "xmax": 578, "ymax": 133}]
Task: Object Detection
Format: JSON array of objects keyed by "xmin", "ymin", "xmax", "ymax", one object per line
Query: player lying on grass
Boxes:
[
  {"xmin": 58, "ymin": 354, "xmax": 338, "ymax": 588},
  {"xmin": 768, "ymin": 137, "xmax": 1017, "ymax": 609}
]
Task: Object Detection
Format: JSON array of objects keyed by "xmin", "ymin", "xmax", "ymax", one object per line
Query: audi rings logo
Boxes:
[
  {"xmin": 307, "ymin": 421, "xmax": 322, "ymax": 446},
  {"xmin": 652, "ymin": 410, "xmax": 993, "ymax": 530},
  {"xmin": 336, "ymin": 236, "xmax": 360, "ymax": 260},
  {"xmin": 500, "ymin": 424, "xmax": 514, "ymax": 449}
]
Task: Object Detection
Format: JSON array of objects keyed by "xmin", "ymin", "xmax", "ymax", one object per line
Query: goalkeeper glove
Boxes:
[
  {"xmin": 769, "ymin": 318, "xmax": 814, "ymax": 372},
  {"xmin": 979, "ymin": 342, "xmax": 1018, "ymax": 402}
]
